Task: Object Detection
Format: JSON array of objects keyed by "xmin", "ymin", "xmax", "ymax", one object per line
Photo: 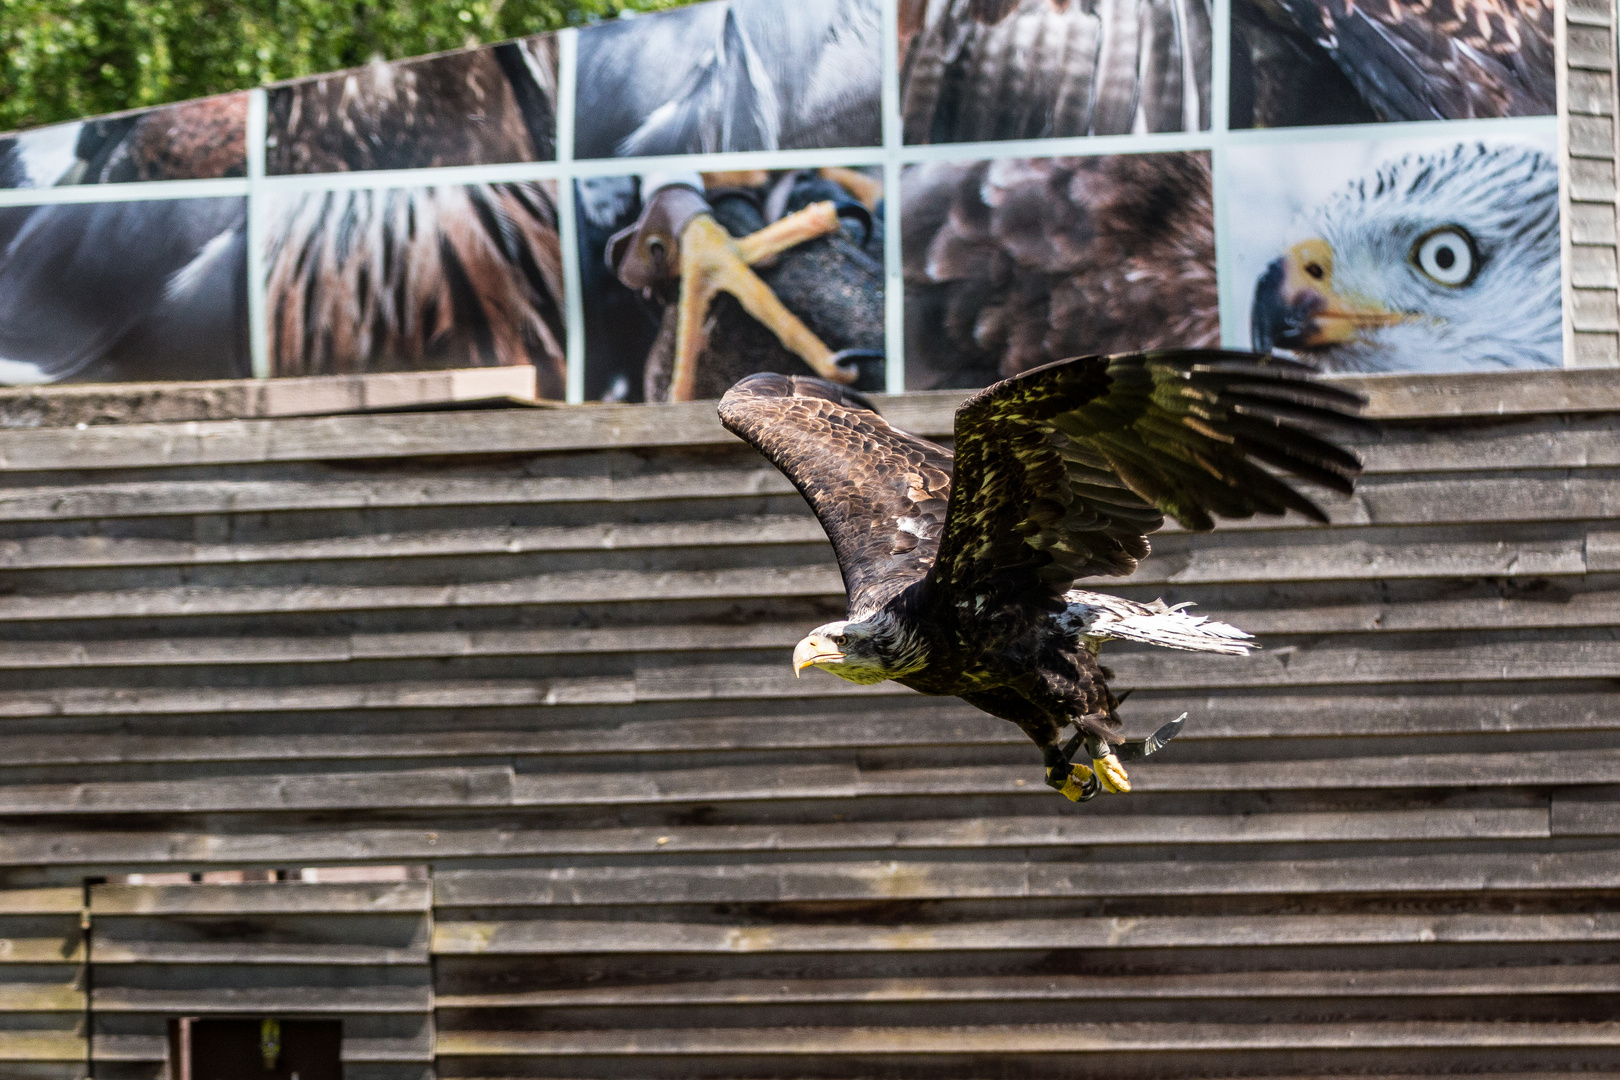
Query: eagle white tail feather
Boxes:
[{"xmin": 1061, "ymin": 590, "xmax": 1254, "ymax": 656}]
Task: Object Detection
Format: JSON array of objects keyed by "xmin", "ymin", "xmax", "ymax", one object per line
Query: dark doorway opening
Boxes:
[{"xmin": 169, "ymin": 1018, "xmax": 342, "ymax": 1080}]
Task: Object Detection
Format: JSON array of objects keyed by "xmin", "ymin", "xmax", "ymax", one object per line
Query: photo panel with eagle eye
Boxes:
[
  {"xmin": 1228, "ymin": 132, "xmax": 1562, "ymax": 373},
  {"xmin": 0, "ymin": 196, "xmax": 249, "ymax": 385},
  {"xmin": 262, "ymin": 181, "xmax": 567, "ymax": 398},
  {"xmin": 899, "ymin": 0, "xmax": 1213, "ymax": 145},
  {"xmin": 579, "ymin": 167, "xmax": 886, "ymax": 403},
  {"xmin": 1229, "ymin": 0, "xmax": 1555, "ymax": 128},
  {"xmin": 901, "ymin": 151, "xmax": 1217, "ymax": 391},
  {"xmin": 0, "ymin": 92, "xmax": 249, "ymax": 188},
  {"xmin": 573, "ymin": 0, "xmax": 882, "ymax": 160},
  {"xmin": 265, "ymin": 36, "xmax": 558, "ymax": 175}
]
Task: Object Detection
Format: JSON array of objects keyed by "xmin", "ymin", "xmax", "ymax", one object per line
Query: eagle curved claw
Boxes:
[
  {"xmin": 1092, "ymin": 751, "xmax": 1131, "ymax": 794},
  {"xmin": 1046, "ymin": 761, "xmax": 1099, "ymax": 802},
  {"xmin": 827, "ymin": 348, "xmax": 884, "ymax": 383}
]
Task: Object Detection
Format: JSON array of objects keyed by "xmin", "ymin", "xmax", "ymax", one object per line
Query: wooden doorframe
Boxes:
[{"xmin": 167, "ymin": 1017, "xmax": 196, "ymax": 1080}]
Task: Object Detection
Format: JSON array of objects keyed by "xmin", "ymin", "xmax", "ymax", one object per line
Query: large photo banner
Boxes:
[{"xmin": 0, "ymin": 0, "xmax": 1562, "ymax": 398}]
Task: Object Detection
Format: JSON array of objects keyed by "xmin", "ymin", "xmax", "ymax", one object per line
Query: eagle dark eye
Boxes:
[
  {"xmin": 833, "ymin": 635, "xmax": 847, "ymax": 646},
  {"xmin": 1413, "ymin": 227, "xmax": 1476, "ymax": 287}
]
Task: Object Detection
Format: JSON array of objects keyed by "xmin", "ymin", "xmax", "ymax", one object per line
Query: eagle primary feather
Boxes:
[{"xmin": 720, "ymin": 350, "xmax": 1368, "ymax": 801}]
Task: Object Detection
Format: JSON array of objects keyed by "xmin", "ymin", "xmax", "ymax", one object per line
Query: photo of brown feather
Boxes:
[
  {"xmin": 901, "ymin": 0, "xmax": 1212, "ymax": 144},
  {"xmin": 903, "ymin": 152, "xmax": 1218, "ymax": 390},
  {"xmin": 265, "ymin": 182, "xmax": 565, "ymax": 395},
  {"xmin": 266, "ymin": 37, "xmax": 558, "ymax": 174},
  {"xmin": 1231, "ymin": 0, "xmax": 1555, "ymax": 127}
]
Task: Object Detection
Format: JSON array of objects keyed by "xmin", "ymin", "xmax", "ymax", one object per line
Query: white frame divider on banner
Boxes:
[{"xmin": 0, "ymin": 0, "xmax": 1590, "ymax": 401}]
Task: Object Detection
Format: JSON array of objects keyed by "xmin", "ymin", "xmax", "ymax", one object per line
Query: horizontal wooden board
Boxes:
[
  {"xmin": 429, "ymin": 849, "xmax": 1620, "ymax": 906},
  {"xmin": 0, "ymin": 1030, "xmax": 86, "ymax": 1062},
  {"xmin": 0, "ymin": 746, "xmax": 1611, "ymax": 817},
  {"xmin": 429, "ymin": 912, "xmax": 1620, "ymax": 955},
  {"xmin": 433, "ymin": 1019, "xmax": 1620, "ymax": 1055},
  {"xmin": 90, "ymin": 984, "xmax": 430, "ymax": 1013},
  {"xmin": 431, "ymin": 963, "xmax": 1620, "ymax": 1008},
  {"xmin": 0, "ymin": 807, "xmax": 1553, "ymax": 868},
  {"xmin": 88, "ymin": 881, "xmax": 429, "ymax": 915}
]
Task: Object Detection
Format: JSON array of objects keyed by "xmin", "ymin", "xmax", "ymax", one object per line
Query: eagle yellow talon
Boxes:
[
  {"xmin": 1093, "ymin": 752, "xmax": 1131, "ymax": 793},
  {"xmin": 1047, "ymin": 762, "xmax": 1097, "ymax": 802}
]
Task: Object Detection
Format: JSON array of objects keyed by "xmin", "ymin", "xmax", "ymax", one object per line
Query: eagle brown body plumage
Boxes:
[{"xmin": 720, "ymin": 351, "xmax": 1368, "ymax": 800}]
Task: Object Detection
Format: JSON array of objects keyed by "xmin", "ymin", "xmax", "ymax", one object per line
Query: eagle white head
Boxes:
[
  {"xmin": 792, "ymin": 615, "xmax": 926, "ymax": 686},
  {"xmin": 1251, "ymin": 142, "xmax": 1561, "ymax": 373}
]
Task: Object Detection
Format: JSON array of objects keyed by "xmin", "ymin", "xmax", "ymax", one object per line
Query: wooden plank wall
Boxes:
[
  {"xmin": 86, "ymin": 881, "xmax": 433, "ymax": 1079},
  {"xmin": 0, "ymin": 888, "xmax": 85, "ymax": 1079},
  {"xmin": 0, "ymin": 370, "xmax": 1616, "ymax": 1078},
  {"xmin": 1565, "ymin": 0, "xmax": 1620, "ymax": 365}
]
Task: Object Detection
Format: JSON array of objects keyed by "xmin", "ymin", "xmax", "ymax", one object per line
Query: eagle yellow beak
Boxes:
[
  {"xmin": 792, "ymin": 634, "xmax": 843, "ymax": 677},
  {"xmin": 1253, "ymin": 238, "xmax": 1410, "ymax": 352}
]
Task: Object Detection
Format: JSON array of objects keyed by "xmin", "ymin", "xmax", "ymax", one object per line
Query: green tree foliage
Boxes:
[{"xmin": 0, "ymin": 0, "xmax": 694, "ymax": 131}]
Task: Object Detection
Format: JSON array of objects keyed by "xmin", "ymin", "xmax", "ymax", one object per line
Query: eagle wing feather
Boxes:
[
  {"xmin": 718, "ymin": 373, "xmax": 954, "ymax": 615},
  {"xmin": 918, "ymin": 350, "xmax": 1370, "ymax": 616},
  {"xmin": 720, "ymin": 351, "xmax": 1368, "ymax": 623}
]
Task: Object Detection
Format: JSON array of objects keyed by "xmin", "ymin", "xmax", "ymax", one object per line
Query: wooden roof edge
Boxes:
[
  {"xmin": 0, "ymin": 366, "xmax": 543, "ymax": 430},
  {"xmin": 0, "ymin": 368, "xmax": 1613, "ymax": 472}
]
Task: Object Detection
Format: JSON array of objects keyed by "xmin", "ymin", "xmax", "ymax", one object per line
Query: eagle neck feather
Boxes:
[{"xmin": 854, "ymin": 607, "xmax": 930, "ymax": 678}]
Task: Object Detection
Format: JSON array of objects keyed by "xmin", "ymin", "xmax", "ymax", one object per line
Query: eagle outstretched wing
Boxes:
[
  {"xmin": 919, "ymin": 351, "xmax": 1369, "ymax": 617},
  {"xmin": 719, "ymin": 352, "xmax": 1367, "ymax": 620},
  {"xmin": 719, "ymin": 373, "xmax": 953, "ymax": 615}
]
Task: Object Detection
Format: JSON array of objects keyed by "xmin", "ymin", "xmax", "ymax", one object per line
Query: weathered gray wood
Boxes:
[
  {"xmin": 0, "ymin": 566, "xmax": 844, "ymax": 621},
  {"xmin": 0, "ymin": 516, "xmax": 828, "ymax": 570},
  {"xmin": 89, "ymin": 881, "xmax": 428, "ymax": 915},
  {"xmin": 0, "ymin": 368, "xmax": 539, "ymax": 429},
  {"xmin": 429, "ymin": 911, "xmax": 1620, "ymax": 954},
  {"xmin": 0, "ymin": 808, "xmax": 1551, "ymax": 869},
  {"xmin": 0, "ymin": 767, "xmax": 514, "ymax": 814},
  {"xmin": 5, "ymin": 571, "xmax": 1620, "ymax": 673},
  {"xmin": 429, "ymin": 849, "xmax": 1618, "ymax": 906},
  {"xmin": 0, "ymin": 890, "xmax": 81, "ymax": 916},
  {"xmin": 0, "ymin": 744, "xmax": 1608, "ymax": 818},
  {"xmin": 1570, "ymin": 25, "xmax": 1617, "ymax": 69},
  {"xmin": 0, "ymin": 370, "xmax": 1612, "ymax": 476},
  {"xmin": 0, "ymin": 677, "xmax": 640, "ymax": 718},
  {"xmin": 433, "ymin": 962, "xmax": 1620, "ymax": 1008},
  {"xmin": 0, "ymin": 686, "xmax": 1615, "ymax": 772},
  {"xmin": 4, "ymin": 472, "xmax": 1619, "ymax": 575},
  {"xmin": 90, "ymin": 985, "xmax": 429, "ymax": 1012},
  {"xmin": 0, "ymin": 417, "xmax": 1610, "ymax": 529},
  {"xmin": 433, "ymin": 1019, "xmax": 1620, "ymax": 1054},
  {"xmin": 0, "ymin": 1030, "xmax": 86, "ymax": 1063},
  {"xmin": 0, "ymin": 378, "xmax": 1614, "ymax": 1075}
]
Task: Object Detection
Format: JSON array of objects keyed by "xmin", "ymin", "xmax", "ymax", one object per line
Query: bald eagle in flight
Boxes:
[
  {"xmin": 720, "ymin": 351, "xmax": 1367, "ymax": 800},
  {"xmin": 1252, "ymin": 142, "xmax": 1561, "ymax": 373}
]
